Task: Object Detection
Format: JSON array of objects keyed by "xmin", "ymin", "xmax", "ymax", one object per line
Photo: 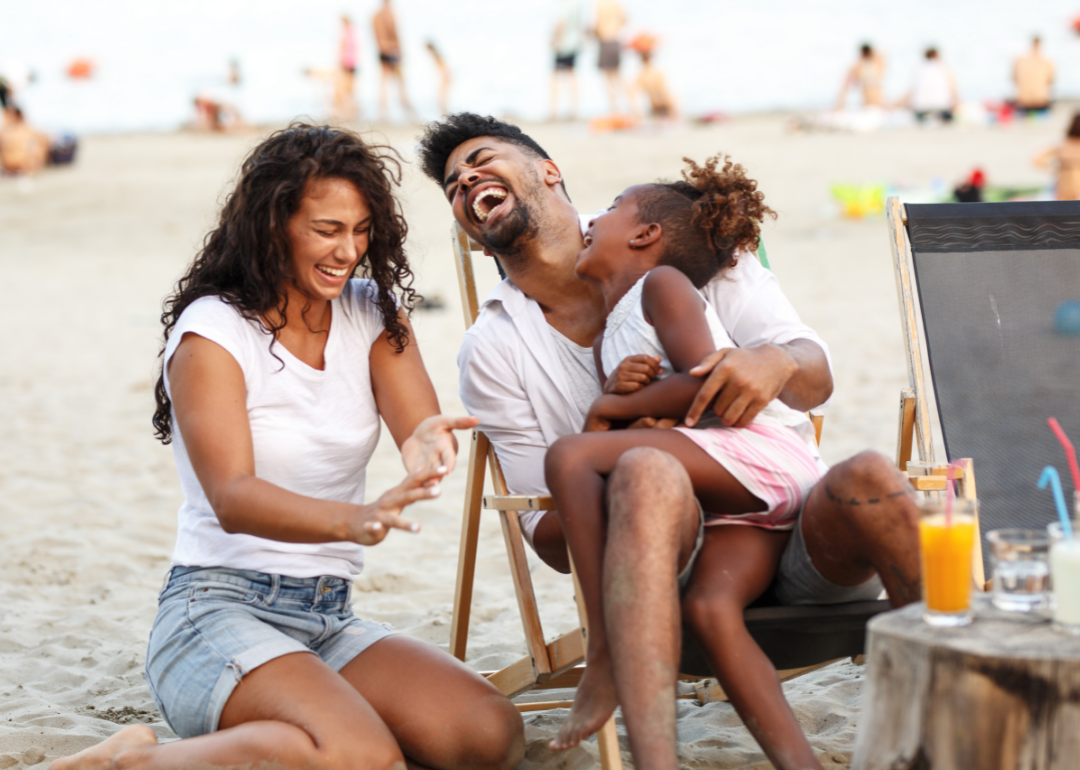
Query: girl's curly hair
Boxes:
[
  {"xmin": 635, "ymin": 154, "xmax": 776, "ymax": 288},
  {"xmin": 152, "ymin": 123, "xmax": 418, "ymax": 444}
]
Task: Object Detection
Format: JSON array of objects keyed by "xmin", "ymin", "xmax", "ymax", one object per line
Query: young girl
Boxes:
[{"xmin": 545, "ymin": 156, "xmax": 828, "ymax": 770}]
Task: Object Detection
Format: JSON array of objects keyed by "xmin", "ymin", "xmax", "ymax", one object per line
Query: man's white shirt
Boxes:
[{"xmin": 457, "ymin": 215, "xmax": 832, "ymax": 544}]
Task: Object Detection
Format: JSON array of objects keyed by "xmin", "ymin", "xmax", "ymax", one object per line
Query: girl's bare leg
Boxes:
[
  {"xmin": 683, "ymin": 527, "xmax": 824, "ymax": 770},
  {"xmin": 545, "ymin": 429, "xmax": 764, "ymax": 753},
  {"xmin": 52, "ymin": 651, "xmax": 407, "ymax": 770}
]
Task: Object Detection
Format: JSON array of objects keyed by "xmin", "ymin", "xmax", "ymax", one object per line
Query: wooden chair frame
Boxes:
[{"xmin": 888, "ymin": 196, "xmax": 986, "ymax": 587}]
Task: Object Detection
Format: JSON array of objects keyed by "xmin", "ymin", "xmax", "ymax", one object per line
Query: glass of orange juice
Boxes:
[{"xmin": 918, "ymin": 498, "xmax": 978, "ymax": 627}]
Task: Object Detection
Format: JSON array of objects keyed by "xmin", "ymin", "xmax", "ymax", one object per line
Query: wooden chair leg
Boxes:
[
  {"xmin": 498, "ymin": 509, "xmax": 554, "ymax": 681},
  {"xmin": 450, "ymin": 431, "xmax": 487, "ymax": 661},
  {"xmin": 954, "ymin": 458, "xmax": 986, "ymax": 588},
  {"xmin": 896, "ymin": 388, "xmax": 916, "ymax": 471}
]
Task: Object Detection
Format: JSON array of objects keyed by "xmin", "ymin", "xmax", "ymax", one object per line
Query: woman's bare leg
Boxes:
[
  {"xmin": 545, "ymin": 429, "xmax": 764, "ymax": 751},
  {"xmin": 339, "ymin": 636, "xmax": 524, "ymax": 770},
  {"xmin": 683, "ymin": 527, "xmax": 824, "ymax": 770},
  {"xmin": 52, "ymin": 652, "xmax": 407, "ymax": 770}
]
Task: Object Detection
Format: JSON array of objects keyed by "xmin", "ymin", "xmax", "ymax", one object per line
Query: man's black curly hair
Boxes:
[{"xmin": 417, "ymin": 113, "xmax": 567, "ymax": 197}]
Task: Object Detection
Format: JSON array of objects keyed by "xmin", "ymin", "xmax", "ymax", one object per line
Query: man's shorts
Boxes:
[
  {"xmin": 772, "ymin": 507, "xmax": 885, "ymax": 605},
  {"xmin": 677, "ymin": 501, "xmax": 706, "ymax": 591},
  {"xmin": 145, "ymin": 566, "xmax": 394, "ymax": 738},
  {"xmin": 554, "ymin": 53, "xmax": 577, "ymax": 71}
]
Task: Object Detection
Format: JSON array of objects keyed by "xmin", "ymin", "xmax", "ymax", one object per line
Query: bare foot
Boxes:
[
  {"xmin": 549, "ymin": 660, "xmax": 618, "ymax": 751},
  {"xmin": 50, "ymin": 725, "xmax": 158, "ymax": 770}
]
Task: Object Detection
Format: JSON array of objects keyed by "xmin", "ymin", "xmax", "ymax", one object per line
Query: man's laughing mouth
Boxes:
[{"xmin": 471, "ymin": 186, "xmax": 508, "ymax": 224}]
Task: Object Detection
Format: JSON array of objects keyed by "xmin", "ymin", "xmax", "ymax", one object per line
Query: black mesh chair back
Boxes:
[{"xmin": 905, "ymin": 201, "xmax": 1080, "ymax": 561}]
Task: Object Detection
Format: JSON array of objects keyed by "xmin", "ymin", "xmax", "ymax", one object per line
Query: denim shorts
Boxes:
[
  {"xmin": 145, "ymin": 566, "xmax": 394, "ymax": 739},
  {"xmin": 773, "ymin": 508, "xmax": 885, "ymax": 605}
]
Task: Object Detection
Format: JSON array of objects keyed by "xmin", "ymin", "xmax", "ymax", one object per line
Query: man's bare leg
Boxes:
[
  {"xmin": 602, "ymin": 448, "xmax": 700, "ymax": 770},
  {"xmin": 800, "ymin": 451, "xmax": 921, "ymax": 607},
  {"xmin": 545, "ymin": 432, "xmax": 760, "ymax": 755}
]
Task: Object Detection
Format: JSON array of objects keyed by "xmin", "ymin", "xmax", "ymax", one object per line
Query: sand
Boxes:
[{"xmin": 0, "ymin": 111, "xmax": 1067, "ymax": 769}]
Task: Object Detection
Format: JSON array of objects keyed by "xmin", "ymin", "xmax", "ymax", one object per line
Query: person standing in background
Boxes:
[
  {"xmin": 903, "ymin": 47, "xmax": 958, "ymax": 123},
  {"xmin": 373, "ymin": 0, "xmax": 417, "ymax": 122},
  {"xmin": 836, "ymin": 43, "xmax": 886, "ymax": 109},
  {"xmin": 336, "ymin": 16, "xmax": 359, "ymax": 123},
  {"xmin": 550, "ymin": 0, "xmax": 585, "ymax": 122},
  {"xmin": 1013, "ymin": 36, "xmax": 1054, "ymax": 113},
  {"xmin": 594, "ymin": 0, "xmax": 632, "ymax": 116},
  {"xmin": 426, "ymin": 41, "xmax": 452, "ymax": 116},
  {"xmin": 1034, "ymin": 113, "xmax": 1080, "ymax": 200}
]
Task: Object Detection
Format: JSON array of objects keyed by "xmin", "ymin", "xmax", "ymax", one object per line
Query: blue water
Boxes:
[{"xmin": 4, "ymin": 0, "xmax": 1080, "ymax": 133}]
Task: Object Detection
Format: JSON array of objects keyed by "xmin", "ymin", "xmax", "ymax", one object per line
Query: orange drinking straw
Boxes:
[{"xmin": 1048, "ymin": 418, "xmax": 1080, "ymax": 494}]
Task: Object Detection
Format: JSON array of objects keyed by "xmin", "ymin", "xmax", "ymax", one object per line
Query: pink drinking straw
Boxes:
[
  {"xmin": 1047, "ymin": 418, "xmax": 1080, "ymax": 495},
  {"xmin": 944, "ymin": 459, "xmax": 966, "ymax": 527}
]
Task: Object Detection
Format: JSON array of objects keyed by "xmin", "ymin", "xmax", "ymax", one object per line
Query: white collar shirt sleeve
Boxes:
[{"xmin": 457, "ymin": 280, "xmax": 587, "ymax": 505}]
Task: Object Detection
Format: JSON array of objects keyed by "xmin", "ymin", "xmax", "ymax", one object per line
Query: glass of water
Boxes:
[{"xmin": 986, "ymin": 529, "xmax": 1051, "ymax": 612}]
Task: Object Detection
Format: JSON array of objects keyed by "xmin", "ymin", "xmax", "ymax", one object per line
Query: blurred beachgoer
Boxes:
[
  {"xmin": 903, "ymin": 47, "xmax": 958, "ymax": 123},
  {"xmin": 192, "ymin": 95, "xmax": 243, "ymax": 132},
  {"xmin": 336, "ymin": 16, "xmax": 359, "ymax": 123},
  {"xmin": 594, "ymin": 0, "xmax": 632, "ymax": 116},
  {"xmin": 634, "ymin": 48, "xmax": 677, "ymax": 121},
  {"xmin": 836, "ymin": 43, "xmax": 886, "ymax": 109},
  {"xmin": 549, "ymin": 0, "xmax": 585, "ymax": 121},
  {"xmin": 1013, "ymin": 36, "xmax": 1054, "ymax": 113},
  {"xmin": 426, "ymin": 42, "xmax": 451, "ymax": 116},
  {"xmin": 0, "ymin": 61, "xmax": 32, "ymax": 109},
  {"xmin": 373, "ymin": 0, "xmax": 417, "ymax": 122},
  {"xmin": 1034, "ymin": 113, "xmax": 1080, "ymax": 200},
  {"xmin": 0, "ymin": 107, "xmax": 49, "ymax": 175}
]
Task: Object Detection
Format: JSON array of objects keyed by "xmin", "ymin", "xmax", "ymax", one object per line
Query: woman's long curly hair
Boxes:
[
  {"xmin": 152, "ymin": 123, "xmax": 418, "ymax": 444},
  {"xmin": 636, "ymin": 154, "xmax": 776, "ymax": 288}
]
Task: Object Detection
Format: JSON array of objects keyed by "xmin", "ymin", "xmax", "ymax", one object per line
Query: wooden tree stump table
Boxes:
[{"xmin": 853, "ymin": 596, "xmax": 1080, "ymax": 770}]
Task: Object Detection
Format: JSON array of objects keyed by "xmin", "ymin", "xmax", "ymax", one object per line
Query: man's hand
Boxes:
[
  {"xmin": 603, "ymin": 354, "xmax": 662, "ymax": 395},
  {"xmin": 401, "ymin": 414, "xmax": 479, "ymax": 477},
  {"xmin": 685, "ymin": 345, "xmax": 797, "ymax": 428}
]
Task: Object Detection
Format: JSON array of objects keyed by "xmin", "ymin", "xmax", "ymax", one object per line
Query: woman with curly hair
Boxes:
[
  {"xmin": 544, "ymin": 156, "xmax": 829, "ymax": 770},
  {"xmin": 55, "ymin": 124, "xmax": 523, "ymax": 770}
]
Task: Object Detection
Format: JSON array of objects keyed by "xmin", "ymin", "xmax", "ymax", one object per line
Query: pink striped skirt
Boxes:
[{"xmin": 674, "ymin": 423, "xmax": 827, "ymax": 531}]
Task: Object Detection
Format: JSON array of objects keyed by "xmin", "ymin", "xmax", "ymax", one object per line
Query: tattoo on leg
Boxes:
[
  {"xmin": 826, "ymin": 485, "xmax": 915, "ymax": 507},
  {"xmin": 890, "ymin": 564, "xmax": 920, "ymax": 604}
]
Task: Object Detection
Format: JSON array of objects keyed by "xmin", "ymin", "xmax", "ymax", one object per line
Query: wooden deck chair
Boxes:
[
  {"xmin": 448, "ymin": 222, "xmax": 897, "ymax": 767},
  {"xmin": 888, "ymin": 196, "xmax": 1080, "ymax": 577}
]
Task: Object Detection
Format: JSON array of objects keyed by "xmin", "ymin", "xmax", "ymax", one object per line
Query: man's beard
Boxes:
[
  {"xmin": 478, "ymin": 200, "xmax": 537, "ymax": 262},
  {"xmin": 475, "ymin": 168, "xmax": 545, "ymax": 263}
]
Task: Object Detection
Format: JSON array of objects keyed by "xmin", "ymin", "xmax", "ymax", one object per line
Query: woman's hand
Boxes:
[
  {"xmin": 353, "ymin": 466, "xmax": 448, "ymax": 545},
  {"xmin": 603, "ymin": 354, "xmax": 661, "ymax": 395},
  {"xmin": 401, "ymin": 414, "xmax": 479, "ymax": 476}
]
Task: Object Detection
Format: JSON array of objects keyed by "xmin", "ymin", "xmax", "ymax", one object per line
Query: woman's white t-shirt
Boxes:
[{"xmin": 163, "ymin": 279, "xmax": 386, "ymax": 580}]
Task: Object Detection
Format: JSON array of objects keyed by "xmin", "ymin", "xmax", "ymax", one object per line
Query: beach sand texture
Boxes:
[{"xmin": 0, "ymin": 113, "xmax": 1064, "ymax": 768}]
